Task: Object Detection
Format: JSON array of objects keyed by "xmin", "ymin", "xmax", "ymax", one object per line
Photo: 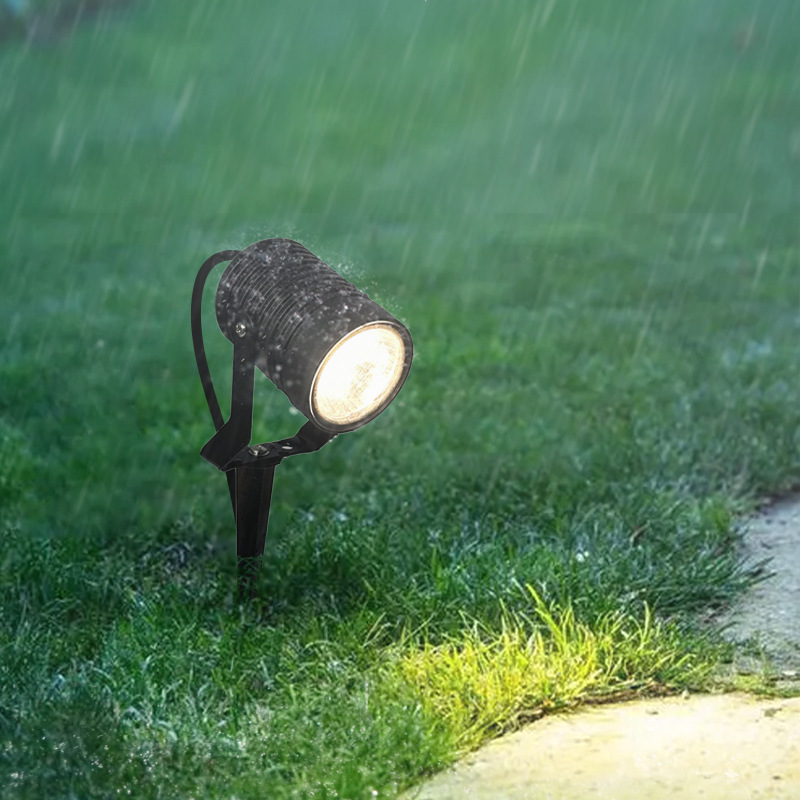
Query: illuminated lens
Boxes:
[{"xmin": 312, "ymin": 324, "xmax": 406, "ymax": 428}]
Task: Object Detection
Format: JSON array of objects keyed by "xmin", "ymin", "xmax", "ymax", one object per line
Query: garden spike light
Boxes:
[{"xmin": 191, "ymin": 238, "xmax": 413, "ymax": 597}]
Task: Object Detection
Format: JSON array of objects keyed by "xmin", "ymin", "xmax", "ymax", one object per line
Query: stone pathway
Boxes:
[
  {"xmin": 718, "ymin": 492, "xmax": 800, "ymax": 670},
  {"xmin": 404, "ymin": 495, "xmax": 800, "ymax": 799},
  {"xmin": 405, "ymin": 694, "xmax": 800, "ymax": 800}
]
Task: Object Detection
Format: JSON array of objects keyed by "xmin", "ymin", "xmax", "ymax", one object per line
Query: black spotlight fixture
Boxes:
[{"xmin": 191, "ymin": 238, "xmax": 413, "ymax": 597}]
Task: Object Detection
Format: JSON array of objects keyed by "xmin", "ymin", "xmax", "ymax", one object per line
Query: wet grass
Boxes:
[
  {"xmin": 389, "ymin": 588, "xmax": 712, "ymax": 752},
  {"xmin": 1, "ymin": 0, "xmax": 799, "ymax": 797}
]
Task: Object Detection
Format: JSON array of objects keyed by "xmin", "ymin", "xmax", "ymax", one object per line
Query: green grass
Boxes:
[
  {"xmin": 1, "ymin": 0, "xmax": 800, "ymax": 796},
  {"xmin": 388, "ymin": 587, "xmax": 712, "ymax": 752}
]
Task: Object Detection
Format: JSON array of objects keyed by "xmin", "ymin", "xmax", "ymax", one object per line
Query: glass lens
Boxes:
[{"xmin": 312, "ymin": 324, "xmax": 406, "ymax": 428}]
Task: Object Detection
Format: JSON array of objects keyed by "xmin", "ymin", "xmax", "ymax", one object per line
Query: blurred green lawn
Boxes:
[{"xmin": 1, "ymin": 0, "xmax": 799, "ymax": 797}]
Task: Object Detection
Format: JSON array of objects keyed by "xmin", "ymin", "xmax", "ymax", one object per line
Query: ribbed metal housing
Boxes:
[{"xmin": 215, "ymin": 238, "xmax": 413, "ymax": 432}]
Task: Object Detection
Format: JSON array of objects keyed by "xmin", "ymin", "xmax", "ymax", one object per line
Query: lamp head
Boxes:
[{"xmin": 214, "ymin": 238, "xmax": 413, "ymax": 433}]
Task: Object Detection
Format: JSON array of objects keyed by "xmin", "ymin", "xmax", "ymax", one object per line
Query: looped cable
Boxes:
[{"xmin": 191, "ymin": 250, "xmax": 240, "ymax": 431}]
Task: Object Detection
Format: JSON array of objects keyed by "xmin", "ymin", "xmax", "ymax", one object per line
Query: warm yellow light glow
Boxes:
[{"xmin": 312, "ymin": 323, "xmax": 406, "ymax": 428}]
